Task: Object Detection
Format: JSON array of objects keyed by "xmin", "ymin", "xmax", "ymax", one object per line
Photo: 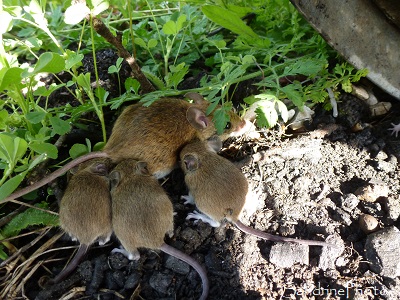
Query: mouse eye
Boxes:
[{"xmin": 225, "ymin": 122, "xmax": 232, "ymax": 130}]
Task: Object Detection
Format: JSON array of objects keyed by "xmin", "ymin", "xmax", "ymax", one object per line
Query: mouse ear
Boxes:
[
  {"xmin": 69, "ymin": 165, "xmax": 80, "ymax": 175},
  {"xmin": 207, "ymin": 135, "xmax": 223, "ymax": 152},
  {"xmin": 183, "ymin": 154, "xmax": 200, "ymax": 172},
  {"xmin": 90, "ymin": 163, "xmax": 107, "ymax": 176},
  {"xmin": 109, "ymin": 170, "xmax": 121, "ymax": 191},
  {"xmin": 186, "ymin": 107, "xmax": 211, "ymax": 130},
  {"xmin": 184, "ymin": 92, "xmax": 206, "ymax": 105},
  {"xmin": 136, "ymin": 161, "xmax": 150, "ymax": 175}
]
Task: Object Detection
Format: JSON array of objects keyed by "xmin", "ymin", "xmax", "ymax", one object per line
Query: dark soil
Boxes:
[{"xmin": 3, "ymin": 51, "xmax": 400, "ymax": 300}]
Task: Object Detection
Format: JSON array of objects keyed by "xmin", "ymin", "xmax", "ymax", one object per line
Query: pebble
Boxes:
[
  {"xmin": 365, "ymin": 226, "xmax": 400, "ymax": 278},
  {"xmin": 149, "ymin": 272, "xmax": 173, "ymax": 295},
  {"xmin": 359, "ymin": 214, "xmax": 379, "ymax": 233},
  {"xmin": 354, "ymin": 183, "xmax": 389, "ymax": 202},
  {"xmin": 269, "ymin": 243, "xmax": 309, "ymax": 268},
  {"xmin": 318, "ymin": 235, "xmax": 345, "ymax": 271}
]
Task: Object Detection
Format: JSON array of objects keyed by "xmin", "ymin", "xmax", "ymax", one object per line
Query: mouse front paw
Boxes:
[
  {"xmin": 388, "ymin": 123, "xmax": 400, "ymax": 137},
  {"xmin": 181, "ymin": 194, "xmax": 195, "ymax": 205}
]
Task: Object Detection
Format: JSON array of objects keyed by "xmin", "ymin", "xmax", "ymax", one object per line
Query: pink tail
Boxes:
[{"xmin": 235, "ymin": 220, "xmax": 336, "ymax": 247}]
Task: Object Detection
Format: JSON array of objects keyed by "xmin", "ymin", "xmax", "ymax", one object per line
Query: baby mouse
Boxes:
[
  {"xmin": 180, "ymin": 138, "xmax": 335, "ymax": 248},
  {"xmin": 4, "ymin": 93, "xmax": 247, "ymax": 202},
  {"xmin": 51, "ymin": 158, "xmax": 113, "ymax": 284},
  {"xmin": 110, "ymin": 159, "xmax": 209, "ymax": 300}
]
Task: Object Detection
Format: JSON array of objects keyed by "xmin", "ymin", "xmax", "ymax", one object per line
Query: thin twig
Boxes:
[
  {"xmin": 7, "ymin": 199, "xmax": 58, "ymax": 215},
  {"xmin": 90, "ymin": 16, "xmax": 156, "ymax": 94}
]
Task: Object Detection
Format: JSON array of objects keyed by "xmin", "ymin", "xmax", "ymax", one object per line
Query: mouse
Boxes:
[
  {"xmin": 109, "ymin": 159, "xmax": 209, "ymax": 300},
  {"xmin": 179, "ymin": 138, "xmax": 335, "ymax": 248},
  {"xmin": 4, "ymin": 93, "xmax": 248, "ymax": 201},
  {"xmin": 51, "ymin": 157, "xmax": 113, "ymax": 284},
  {"xmin": 103, "ymin": 92, "xmax": 247, "ymax": 178}
]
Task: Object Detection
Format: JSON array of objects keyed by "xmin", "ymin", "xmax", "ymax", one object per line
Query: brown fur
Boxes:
[
  {"xmin": 110, "ymin": 159, "xmax": 173, "ymax": 251},
  {"xmin": 59, "ymin": 158, "xmax": 113, "ymax": 245}
]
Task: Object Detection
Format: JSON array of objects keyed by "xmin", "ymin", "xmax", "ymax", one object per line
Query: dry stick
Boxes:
[
  {"xmin": 0, "ymin": 227, "xmax": 51, "ymax": 268},
  {"xmin": 90, "ymin": 16, "xmax": 156, "ymax": 94},
  {"xmin": 1, "ymin": 232, "xmax": 63, "ymax": 299}
]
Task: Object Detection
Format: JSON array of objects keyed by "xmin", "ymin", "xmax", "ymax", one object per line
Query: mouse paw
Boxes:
[
  {"xmin": 181, "ymin": 194, "xmax": 195, "ymax": 205},
  {"xmin": 388, "ymin": 123, "xmax": 400, "ymax": 137},
  {"xmin": 186, "ymin": 211, "xmax": 221, "ymax": 227},
  {"xmin": 111, "ymin": 247, "xmax": 140, "ymax": 261}
]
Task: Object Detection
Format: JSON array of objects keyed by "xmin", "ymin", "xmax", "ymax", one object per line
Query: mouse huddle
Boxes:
[{"xmin": 7, "ymin": 93, "xmax": 334, "ymax": 299}]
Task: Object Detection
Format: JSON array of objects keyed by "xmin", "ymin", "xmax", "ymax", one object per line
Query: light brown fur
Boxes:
[{"xmin": 59, "ymin": 158, "xmax": 113, "ymax": 245}]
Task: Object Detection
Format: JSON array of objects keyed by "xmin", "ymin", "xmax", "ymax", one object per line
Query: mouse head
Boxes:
[
  {"xmin": 185, "ymin": 93, "xmax": 247, "ymax": 141},
  {"xmin": 109, "ymin": 159, "xmax": 149, "ymax": 191},
  {"xmin": 182, "ymin": 153, "xmax": 200, "ymax": 173}
]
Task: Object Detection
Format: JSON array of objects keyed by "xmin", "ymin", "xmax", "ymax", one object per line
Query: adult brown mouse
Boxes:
[
  {"xmin": 4, "ymin": 93, "xmax": 247, "ymax": 201},
  {"xmin": 180, "ymin": 139, "xmax": 335, "ymax": 247},
  {"xmin": 51, "ymin": 158, "xmax": 113, "ymax": 283},
  {"xmin": 109, "ymin": 159, "xmax": 209, "ymax": 300}
]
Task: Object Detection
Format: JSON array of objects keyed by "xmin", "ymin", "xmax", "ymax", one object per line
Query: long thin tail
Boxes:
[
  {"xmin": 160, "ymin": 243, "xmax": 209, "ymax": 300},
  {"xmin": 51, "ymin": 244, "xmax": 89, "ymax": 284},
  {"xmin": 3, "ymin": 152, "xmax": 110, "ymax": 202},
  {"xmin": 235, "ymin": 220, "xmax": 336, "ymax": 247}
]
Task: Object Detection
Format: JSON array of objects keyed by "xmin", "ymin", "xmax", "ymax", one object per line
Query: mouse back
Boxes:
[
  {"xmin": 180, "ymin": 140, "xmax": 248, "ymax": 223},
  {"xmin": 110, "ymin": 159, "xmax": 174, "ymax": 251},
  {"xmin": 59, "ymin": 158, "xmax": 113, "ymax": 245}
]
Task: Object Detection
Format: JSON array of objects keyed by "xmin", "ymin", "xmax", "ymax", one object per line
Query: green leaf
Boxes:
[
  {"xmin": 163, "ymin": 20, "xmax": 178, "ymax": 35},
  {"xmin": 0, "ymin": 134, "xmax": 28, "ymax": 164},
  {"xmin": 281, "ymin": 84, "xmax": 304, "ymax": 108},
  {"xmin": 76, "ymin": 73, "xmax": 92, "ymax": 91},
  {"xmin": 0, "ymin": 171, "xmax": 28, "ymax": 201},
  {"xmin": 108, "ymin": 65, "xmax": 118, "ymax": 74},
  {"xmin": 176, "ymin": 14, "xmax": 187, "ymax": 32},
  {"xmin": 49, "ymin": 117, "xmax": 71, "ymax": 136},
  {"xmin": 124, "ymin": 78, "xmax": 140, "ymax": 94},
  {"xmin": 29, "ymin": 142, "xmax": 58, "ymax": 159},
  {"xmin": 2, "ymin": 203, "xmax": 59, "ymax": 237},
  {"xmin": 147, "ymin": 39, "xmax": 158, "ymax": 49},
  {"xmin": 0, "ymin": 67, "xmax": 23, "ymax": 92},
  {"xmin": 23, "ymin": 52, "xmax": 65, "ymax": 77},
  {"xmin": 65, "ymin": 50, "xmax": 84, "ymax": 70},
  {"xmin": 135, "ymin": 37, "xmax": 147, "ymax": 48},
  {"xmin": 213, "ymin": 107, "xmax": 230, "ymax": 135},
  {"xmin": 69, "ymin": 143, "xmax": 88, "ymax": 159},
  {"xmin": 26, "ymin": 111, "xmax": 47, "ymax": 124},
  {"xmin": 202, "ymin": 5, "xmax": 258, "ymax": 40},
  {"xmin": 275, "ymin": 100, "xmax": 289, "ymax": 123}
]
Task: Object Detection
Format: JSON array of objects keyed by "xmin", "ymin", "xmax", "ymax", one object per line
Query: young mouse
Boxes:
[
  {"xmin": 109, "ymin": 159, "xmax": 209, "ymax": 300},
  {"xmin": 51, "ymin": 158, "xmax": 113, "ymax": 283},
  {"xmin": 4, "ymin": 93, "xmax": 247, "ymax": 201},
  {"xmin": 180, "ymin": 139, "xmax": 335, "ymax": 247}
]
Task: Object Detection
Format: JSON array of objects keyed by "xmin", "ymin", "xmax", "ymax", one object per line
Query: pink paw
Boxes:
[{"xmin": 388, "ymin": 123, "xmax": 400, "ymax": 137}]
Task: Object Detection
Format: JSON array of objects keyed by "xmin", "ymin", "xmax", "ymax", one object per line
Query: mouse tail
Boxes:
[
  {"xmin": 160, "ymin": 243, "xmax": 209, "ymax": 300},
  {"xmin": 2, "ymin": 152, "xmax": 110, "ymax": 202},
  {"xmin": 235, "ymin": 220, "xmax": 335, "ymax": 247},
  {"xmin": 51, "ymin": 243, "xmax": 89, "ymax": 284}
]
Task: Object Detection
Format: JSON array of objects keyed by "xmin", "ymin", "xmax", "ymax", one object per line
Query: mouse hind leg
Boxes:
[{"xmin": 186, "ymin": 211, "xmax": 221, "ymax": 227}]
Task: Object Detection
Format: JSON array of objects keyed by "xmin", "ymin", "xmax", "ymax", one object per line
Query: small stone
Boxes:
[
  {"xmin": 359, "ymin": 214, "xmax": 379, "ymax": 233},
  {"xmin": 319, "ymin": 235, "xmax": 345, "ymax": 271},
  {"xmin": 149, "ymin": 272, "xmax": 173, "ymax": 295},
  {"xmin": 340, "ymin": 193, "xmax": 359, "ymax": 212},
  {"xmin": 355, "ymin": 183, "xmax": 389, "ymax": 202},
  {"xmin": 383, "ymin": 196, "xmax": 400, "ymax": 221},
  {"xmin": 124, "ymin": 272, "xmax": 141, "ymax": 290},
  {"xmin": 269, "ymin": 243, "xmax": 309, "ymax": 268},
  {"xmin": 365, "ymin": 226, "xmax": 400, "ymax": 278}
]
